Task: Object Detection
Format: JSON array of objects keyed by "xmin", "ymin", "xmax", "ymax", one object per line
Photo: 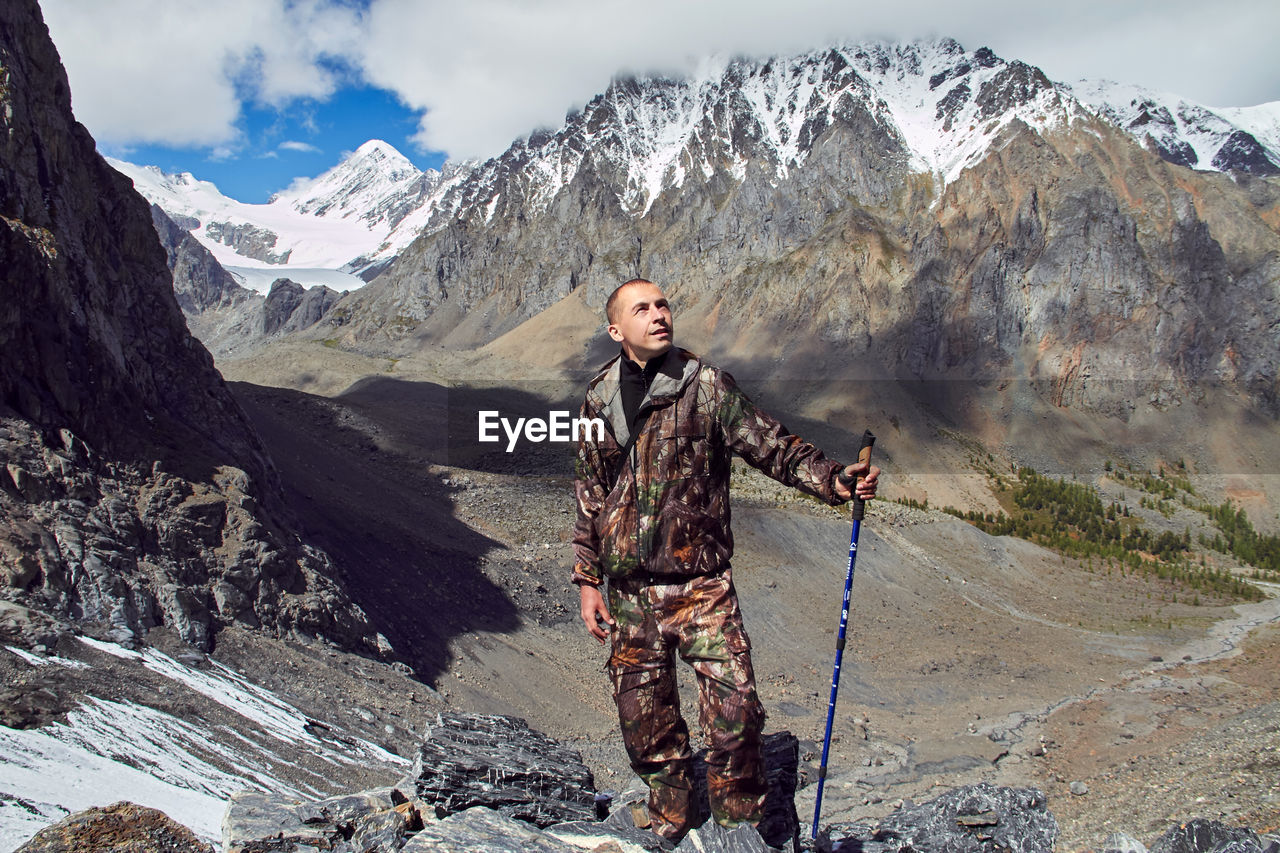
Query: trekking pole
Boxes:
[{"xmin": 811, "ymin": 430, "xmax": 875, "ymax": 841}]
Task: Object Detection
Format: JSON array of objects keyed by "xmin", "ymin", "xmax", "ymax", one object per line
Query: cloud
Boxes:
[
  {"xmin": 354, "ymin": 0, "xmax": 1280, "ymax": 160},
  {"xmin": 40, "ymin": 0, "xmax": 359, "ymax": 148},
  {"xmin": 39, "ymin": 0, "xmax": 1280, "ymax": 162},
  {"xmin": 279, "ymin": 140, "xmax": 323, "ymax": 153}
]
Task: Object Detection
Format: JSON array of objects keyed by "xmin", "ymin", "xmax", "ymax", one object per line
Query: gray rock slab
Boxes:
[
  {"xmin": 409, "ymin": 712, "xmax": 597, "ymax": 828},
  {"xmin": 829, "ymin": 783, "xmax": 1057, "ymax": 853},
  {"xmin": 402, "ymin": 806, "xmax": 580, "ymax": 852},
  {"xmin": 1102, "ymin": 831, "xmax": 1150, "ymax": 853},
  {"xmin": 546, "ymin": 820, "xmax": 670, "ymax": 853}
]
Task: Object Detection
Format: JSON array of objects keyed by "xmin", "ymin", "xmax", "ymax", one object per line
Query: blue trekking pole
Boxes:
[{"xmin": 811, "ymin": 430, "xmax": 875, "ymax": 841}]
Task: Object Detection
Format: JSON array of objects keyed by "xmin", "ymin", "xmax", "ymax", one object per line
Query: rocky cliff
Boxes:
[{"xmin": 0, "ymin": 0, "xmax": 384, "ymax": 653}]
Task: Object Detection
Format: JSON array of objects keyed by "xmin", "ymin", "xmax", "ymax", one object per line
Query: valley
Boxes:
[{"xmin": 212, "ymin": 340, "xmax": 1280, "ymax": 849}]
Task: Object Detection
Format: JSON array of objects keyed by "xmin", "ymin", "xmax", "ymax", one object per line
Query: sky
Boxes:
[{"xmin": 38, "ymin": 0, "xmax": 1280, "ymax": 203}]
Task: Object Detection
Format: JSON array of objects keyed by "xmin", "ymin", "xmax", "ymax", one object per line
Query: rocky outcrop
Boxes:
[
  {"xmin": 263, "ymin": 279, "xmax": 341, "ymax": 336},
  {"xmin": 204, "ymin": 220, "xmax": 291, "ymax": 264},
  {"xmin": 13, "ymin": 802, "xmax": 214, "ymax": 853},
  {"xmin": 1211, "ymin": 131, "xmax": 1280, "ymax": 177},
  {"xmin": 0, "ymin": 0, "xmax": 383, "ymax": 652},
  {"xmin": 826, "ymin": 782, "xmax": 1057, "ymax": 852},
  {"xmin": 150, "ymin": 203, "xmax": 254, "ymax": 315},
  {"xmin": 221, "ymin": 712, "xmax": 801, "ymax": 852}
]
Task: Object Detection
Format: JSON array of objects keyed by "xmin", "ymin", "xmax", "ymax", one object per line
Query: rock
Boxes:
[
  {"xmin": 401, "ymin": 806, "xmax": 581, "ymax": 852},
  {"xmin": 149, "ymin": 204, "xmax": 252, "ymax": 316},
  {"xmin": 0, "ymin": 683, "xmax": 68, "ymax": 729},
  {"xmin": 14, "ymin": 801, "xmax": 212, "ymax": 852},
  {"xmin": 829, "ymin": 782, "xmax": 1057, "ymax": 853},
  {"xmin": 1070, "ymin": 781, "xmax": 1089, "ymax": 796},
  {"xmin": 1150, "ymin": 819, "xmax": 1267, "ymax": 853},
  {"xmin": 673, "ymin": 820, "xmax": 773, "ymax": 852},
  {"xmin": 407, "ymin": 712, "xmax": 597, "ymax": 828},
  {"xmin": 1102, "ymin": 831, "xmax": 1149, "ymax": 853},
  {"xmin": 546, "ymin": 820, "xmax": 670, "ymax": 852},
  {"xmin": 221, "ymin": 787, "xmax": 414, "ymax": 853}
]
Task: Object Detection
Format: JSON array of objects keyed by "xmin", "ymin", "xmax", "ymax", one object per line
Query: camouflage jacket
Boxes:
[{"xmin": 572, "ymin": 348, "xmax": 846, "ymax": 586}]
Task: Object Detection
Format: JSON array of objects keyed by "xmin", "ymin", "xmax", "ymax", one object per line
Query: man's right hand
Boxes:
[{"xmin": 579, "ymin": 583, "xmax": 616, "ymax": 644}]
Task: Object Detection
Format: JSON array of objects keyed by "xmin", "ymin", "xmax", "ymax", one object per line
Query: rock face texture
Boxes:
[
  {"xmin": 405, "ymin": 712, "xmax": 598, "ymax": 828},
  {"xmin": 262, "ymin": 279, "xmax": 342, "ymax": 337},
  {"xmin": 0, "ymin": 0, "xmax": 381, "ymax": 652},
  {"xmin": 150, "ymin": 203, "xmax": 253, "ymax": 317}
]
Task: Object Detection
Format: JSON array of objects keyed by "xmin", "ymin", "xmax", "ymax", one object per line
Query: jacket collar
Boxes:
[{"xmin": 591, "ymin": 347, "xmax": 698, "ymax": 447}]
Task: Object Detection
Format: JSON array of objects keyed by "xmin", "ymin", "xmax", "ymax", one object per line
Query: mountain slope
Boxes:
[{"xmin": 308, "ymin": 40, "xmax": 1279, "ymax": 436}]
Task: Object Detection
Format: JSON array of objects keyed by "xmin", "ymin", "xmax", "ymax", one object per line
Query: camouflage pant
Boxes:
[{"xmin": 607, "ymin": 572, "xmax": 767, "ymax": 840}]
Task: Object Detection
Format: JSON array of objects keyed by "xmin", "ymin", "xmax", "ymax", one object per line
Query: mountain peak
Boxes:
[
  {"xmin": 349, "ymin": 139, "xmax": 416, "ymax": 171},
  {"xmin": 272, "ymin": 140, "xmax": 422, "ymax": 215}
]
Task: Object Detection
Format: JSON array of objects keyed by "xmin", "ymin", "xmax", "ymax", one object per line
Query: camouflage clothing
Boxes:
[
  {"xmin": 572, "ymin": 348, "xmax": 845, "ymax": 587},
  {"xmin": 573, "ymin": 347, "xmax": 847, "ymax": 837},
  {"xmin": 608, "ymin": 572, "xmax": 766, "ymax": 838}
]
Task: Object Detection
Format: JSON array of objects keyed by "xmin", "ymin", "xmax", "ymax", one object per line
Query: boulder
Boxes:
[
  {"xmin": 1150, "ymin": 819, "xmax": 1268, "ymax": 853},
  {"xmin": 221, "ymin": 787, "xmax": 416, "ymax": 853},
  {"xmin": 14, "ymin": 801, "xmax": 213, "ymax": 852},
  {"xmin": 405, "ymin": 712, "xmax": 598, "ymax": 828},
  {"xmin": 827, "ymin": 783, "xmax": 1057, "ymax": 853}
]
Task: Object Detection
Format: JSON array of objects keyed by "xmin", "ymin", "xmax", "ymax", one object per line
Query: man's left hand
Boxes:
[{"xmin": 834, "ymin": 461, "xmax": 880, "ymax": 502}]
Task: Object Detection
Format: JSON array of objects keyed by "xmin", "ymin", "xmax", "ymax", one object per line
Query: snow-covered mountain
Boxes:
[
  {"xmin": 109, "ymin": 140, "xmax": 448, "ymax": 291},
  {"xmin": 1068, "ymin": 79, "xmax": 1280, "ymax": 175},
  {"xmin": 122, "ymin": 39, "xmax": 1280, "ymax": 300}
]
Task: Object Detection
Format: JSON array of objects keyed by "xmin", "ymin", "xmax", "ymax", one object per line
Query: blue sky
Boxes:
[{"xmin": 39, "ymin": 0, "xmax": 1280, "ymax": 205}]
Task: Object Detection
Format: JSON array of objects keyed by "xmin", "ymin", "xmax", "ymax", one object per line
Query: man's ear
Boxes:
[{"xmin": 607, "ymin": 323, "xmax": 624, "ymax": 343}]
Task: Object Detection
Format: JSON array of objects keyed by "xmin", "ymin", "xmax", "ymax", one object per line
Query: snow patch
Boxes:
[{"xmin": 0, "ymin": 639, "xmax": 406, "ymax": 851}]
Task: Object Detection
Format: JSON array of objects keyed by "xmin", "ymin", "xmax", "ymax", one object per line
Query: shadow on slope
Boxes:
[{"xmin": 229, "ymin": 381, "xmax": 520, "ymax": 684}]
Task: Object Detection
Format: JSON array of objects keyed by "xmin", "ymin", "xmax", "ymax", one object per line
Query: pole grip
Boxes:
[{"xmin": 837, "ymin": 430, "xmax": 875, "ymax": 521}]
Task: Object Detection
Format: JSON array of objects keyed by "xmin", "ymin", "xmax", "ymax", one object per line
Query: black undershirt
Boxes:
[{"xmin": 619, "ymin": 349, "xmax": 668, "ymax": 434}]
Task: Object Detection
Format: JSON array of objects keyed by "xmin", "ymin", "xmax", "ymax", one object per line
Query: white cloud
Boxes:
[
  {"xmin": 39, "ymin": 0, "xmax": 1280, "ymax": 160},
  {"xmin": 40, "ymin": 0, "xmax": 359, "ymax": 149},
  {"xmin": 279, "ymin": 140, "xmax": 322, "ymax": 153}
]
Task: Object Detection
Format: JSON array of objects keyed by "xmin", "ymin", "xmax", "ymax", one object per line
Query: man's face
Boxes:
[{"xmin": 608, "ymin": 282, "xmax": 674, "ymax": 364}]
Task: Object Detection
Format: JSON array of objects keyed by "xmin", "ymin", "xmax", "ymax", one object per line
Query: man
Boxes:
[{"xmin": 572, "ymin": 278, "xmax": 879, "ymax": 842}]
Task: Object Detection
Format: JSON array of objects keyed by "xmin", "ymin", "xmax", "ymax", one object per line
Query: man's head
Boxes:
[{"xmin": 606, "ymin": 279, "xmax": 673, "ymax": 366}]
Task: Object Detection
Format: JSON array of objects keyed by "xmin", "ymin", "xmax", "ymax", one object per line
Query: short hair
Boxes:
[{"xmin": 606, "ymin": 278, "xmax": 654, "ymax": 324}]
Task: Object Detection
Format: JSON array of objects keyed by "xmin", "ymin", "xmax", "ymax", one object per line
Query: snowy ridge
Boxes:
[
  {"xmin": 1067, "ymin": 80, "xmax": 1280, "ymax": 174},
  {"xmin": 274, "ymin": 139, "xmax": 424, "ymax": 225},
  {"xmin": 841, "ymin": 40, "xmax": 1091, "ymax": 184},
  {"xmin": 396, "ymin": 39, "xmax": 1094, "ymax": 233},
  {"xmin": 405, "ymin": 38, "xmax": 1276, "ymax": 239},
  {"xmin": 0, "ymin": 639, "xmax": 406, "ymax": 850}
]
